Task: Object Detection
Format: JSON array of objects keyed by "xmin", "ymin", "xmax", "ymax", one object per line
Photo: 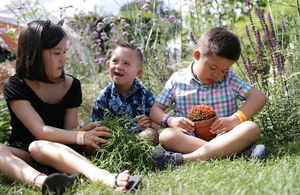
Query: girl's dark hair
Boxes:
[
  {"xmin": 16, "ymin": 20, "xmax": 67, "ymax": 83},
  {"xmin": 197, "ymin": 27, "xmax": 241, "ymax": 61}
]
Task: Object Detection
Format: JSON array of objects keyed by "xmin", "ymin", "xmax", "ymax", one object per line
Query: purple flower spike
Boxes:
[
  {"xmin": 142, "ymin": 3, "xmax": 149, "ymax": 10},
  {"xmin": 169, "ymin": 15, "xmax": 175, "ymax": 20},
  {"xmin": 246, "ymin": 0, "xmax": 251, "ymax": 6},
  {"xmin": 102, "ymin": 17, "xmax": 109, "ymax": 23},
  {"xmin": 189, "ymin": 32, "xmax": 197, "ymax": 45},
  {"xmin": 122, "ymin": 31, "xmax": 130, "ymax": 36}
]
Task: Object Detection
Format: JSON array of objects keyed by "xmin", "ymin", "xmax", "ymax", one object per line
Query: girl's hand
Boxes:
[
  {"xmin": 136, "ymin": 115, "xmax": 151, "ymax": 130},
  {"xmin": 81, "ymin": 121, "xmax": 102, "ymax": 131},
  {"xmin": 167, "ymin": 116, "xmax": 194, "ymax": 133},
  {"xmin": 210, "ymin": 116, "xmax": 239, "ymax": 134},
  {"xmin": 84, "ymin": 126, "xmax": 113, "ymax": 149}
]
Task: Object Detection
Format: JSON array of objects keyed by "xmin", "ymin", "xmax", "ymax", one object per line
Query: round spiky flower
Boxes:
[{"xmin": 187, "ymin": 105, "xmax": 216, "ymax": 121}]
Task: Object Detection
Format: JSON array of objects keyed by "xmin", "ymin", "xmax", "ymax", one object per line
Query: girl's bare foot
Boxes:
[
  {"xmin": 114, "ymin": 170, "xmax": 130, "ymax": 191},
  {"xmin": 90, "ymin": 170, "xmax": 131, "ymax": 192}
]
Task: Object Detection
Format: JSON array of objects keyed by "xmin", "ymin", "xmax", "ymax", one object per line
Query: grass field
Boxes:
[{"xmin": 1, "ymin": 150, "xmax": 300, "ymax": 195}]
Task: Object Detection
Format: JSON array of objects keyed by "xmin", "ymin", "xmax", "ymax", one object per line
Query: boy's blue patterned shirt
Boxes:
[{"xmin": 91, "ymin": 79, "xmax": 155, "ymax": 133}]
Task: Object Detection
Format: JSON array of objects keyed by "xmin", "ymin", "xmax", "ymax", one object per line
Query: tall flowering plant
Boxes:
[{"xmin": 187, "ymin": 105, "xmax": 216, "ymax": 122}]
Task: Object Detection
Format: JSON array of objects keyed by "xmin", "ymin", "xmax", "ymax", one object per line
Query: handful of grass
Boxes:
[{"xmin": 92, "ymin": 113, "xmax": 155, "ymax": 173}]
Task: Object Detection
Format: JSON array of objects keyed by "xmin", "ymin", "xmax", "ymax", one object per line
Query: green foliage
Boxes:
[
  {"xmin": 182, "ymin": 0, "xmax": 250, "ymax": 39},
  {"xmin": 63, "ymin": 0, "xmax": 189, "ymax": 94},
  {"xmin": 0, "ymin": 95, "xmax": 10, "ymax": 143},
  {"xmin": 0, "ymin": 121, "xmax": 10, "ymax": 144},
  {"xmin": 235, "ymin": 1, "xmax": 300, "ymax": 146},
  {"xmin": 0, "ymin": 0, "xmax": 299, "ymax": 156},
  {"xmin": 78, "ymin": 82, "xmax": 102, "ymax": 125},
  {"xmin": 92, "ymin": 114, "xmax": 155, "ymax": 174},
  {"xmin": 252, "ymin": 90, "xmax": 299, "ymax": 146},
  {"xmin": 0, "ymin": 0, "xmax": 299, "ymax": 154},
  {"xmin": 0, "ymin": 0, "xmax": 300, "ymax": 194}
]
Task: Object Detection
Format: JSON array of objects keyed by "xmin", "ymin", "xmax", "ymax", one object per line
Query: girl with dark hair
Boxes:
[{"xmin": 1, "ymin": 20, "xmax": 140, "ymax": 194}]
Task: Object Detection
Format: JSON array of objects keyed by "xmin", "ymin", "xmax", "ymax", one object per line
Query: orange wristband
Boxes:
[
  {"xmin": 233, "ymin": 110, "xmax": 247, "ymax": 123},
  {"xmin": 77, "ymin": 131, "xmax": 86, "ymax": 145}
]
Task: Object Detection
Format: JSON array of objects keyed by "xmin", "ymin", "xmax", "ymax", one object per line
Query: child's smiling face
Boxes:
[{"xmin": 106, "ymin": 46, "xmax": 143, "ymax": 90}]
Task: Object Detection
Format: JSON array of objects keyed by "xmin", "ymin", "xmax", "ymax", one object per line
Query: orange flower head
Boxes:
[{"xmin": 187, "ymin": 105, "xmax": 216, "ymax": 121}]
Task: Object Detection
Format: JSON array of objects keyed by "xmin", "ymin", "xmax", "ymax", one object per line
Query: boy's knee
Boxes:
[
  {"xmin": 158, "ymin": 128, "xmax": 177, "ymax": 143},
  {"xmin": 242, "ymin": 121, "xmax": 261, "ymax": 138},
  {"xmin": 247, "ymin": 121, "xmax": 261, "ymax": 131}
]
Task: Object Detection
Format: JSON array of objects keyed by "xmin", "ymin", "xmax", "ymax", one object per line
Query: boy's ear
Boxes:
[
  {"xmin": 136, "ymin": 68, "xmax": 143, "ymax": 77},
  {"xmin": 193, "ymin": 50, "xmax": 201, "ymax": 60},
  {"xmin": 105, "ymin": 61, "xmax": 110, "ymax": 68}
]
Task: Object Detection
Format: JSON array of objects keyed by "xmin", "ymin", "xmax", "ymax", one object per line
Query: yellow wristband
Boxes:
[
  {"xmin": 77, "ymin": 131, "xmax": 86, "ymax": 145},
  {"xmin": 233, "ymin": 110, "xmax": 247, "ymax": 123}
]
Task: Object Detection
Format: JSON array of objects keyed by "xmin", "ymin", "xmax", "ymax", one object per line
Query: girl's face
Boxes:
[
  {"xmin": 42, "ymin": 37, "xmax": 67, "ymax": 80},
  {"xmin": 106, "ymin": 46, "xmax": 143, "ymax": 90},
  {"xmin": 192, "ymin": 50, "xmax": 235, "ymax": 84}
]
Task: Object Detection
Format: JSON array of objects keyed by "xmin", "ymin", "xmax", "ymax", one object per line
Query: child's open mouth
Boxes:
[{"xmin": 114, "ymin": 72, "xmax": 124, "ymax": 77}]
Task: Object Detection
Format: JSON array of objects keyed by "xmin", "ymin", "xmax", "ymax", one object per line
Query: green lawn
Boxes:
[{"xmin": 2, "ymin": 152, "xmax": 300, "ymax": 195}]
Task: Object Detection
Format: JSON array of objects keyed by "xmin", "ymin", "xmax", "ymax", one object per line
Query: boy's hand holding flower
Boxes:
[
  {"xmin": 210, "ymin": 116, "xmax": 239, "ymax": 134},
  {"xmin": 167, "ymin": 116, "xmax": 194, "ymax": 133}
]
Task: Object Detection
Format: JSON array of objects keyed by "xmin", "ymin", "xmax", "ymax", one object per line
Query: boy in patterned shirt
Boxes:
[
  {"xmin": 91, "ymin": 42, "xmax": 159, "ymax": 145},
  {"xmin": 150, "ymin": 27, "xmax": 268, "ymax": 169}
]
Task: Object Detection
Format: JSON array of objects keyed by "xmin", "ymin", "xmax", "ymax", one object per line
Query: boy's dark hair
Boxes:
[
  {"xmin": 115, "ymin": 42, "xmax": 143, "ymax": 67},
  {"xmin": 16, "ymin": 20, "xmax": 67, "ymax": 84},
  {"xmin": 197, "ymin": 27, "xmax": 241, "ymax": 61}
]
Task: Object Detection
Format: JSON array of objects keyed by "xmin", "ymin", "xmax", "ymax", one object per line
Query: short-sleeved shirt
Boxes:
[
  {"xmin": 155, "ymin": 61, "xmax": 253, "ymax": 117},
  {"xmin": 90, "ymin": 79, "xmax": 155, "ymax": 133},
  {"xmin": 3, "ymin": 74, "xmax": 82, "ymax": 148}
]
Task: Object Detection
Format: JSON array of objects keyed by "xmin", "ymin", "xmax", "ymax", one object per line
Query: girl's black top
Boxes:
[{"xmin": 3, "ymin": 74, "xmax": 82, "ymax": 148}]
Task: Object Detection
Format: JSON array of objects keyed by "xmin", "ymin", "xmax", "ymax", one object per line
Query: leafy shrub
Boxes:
[
  {"xmin": 236, "ymin": 2, "xmax": 300, "ymax": 148},
  {"xmin": 1, "ymin": 0, "xmax": 299, "ymax": 155},
  {"xmin": 0, "ymin": 95, "xmax": 11, "ymax": 143}
]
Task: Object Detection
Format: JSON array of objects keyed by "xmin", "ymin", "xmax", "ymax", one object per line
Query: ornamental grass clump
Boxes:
[
  {"xmin": 187, "ymin": 105, "xmax": 216, "ymax": 122},
  {"xmin": 92, "ymin": 113, "xmax": 155, "ymax": 174}
]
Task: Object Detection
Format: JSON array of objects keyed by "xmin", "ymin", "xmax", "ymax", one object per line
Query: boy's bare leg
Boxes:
[{"xmin": 159, "ymin": 121, "xmax": 261, "ymax": 161}]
